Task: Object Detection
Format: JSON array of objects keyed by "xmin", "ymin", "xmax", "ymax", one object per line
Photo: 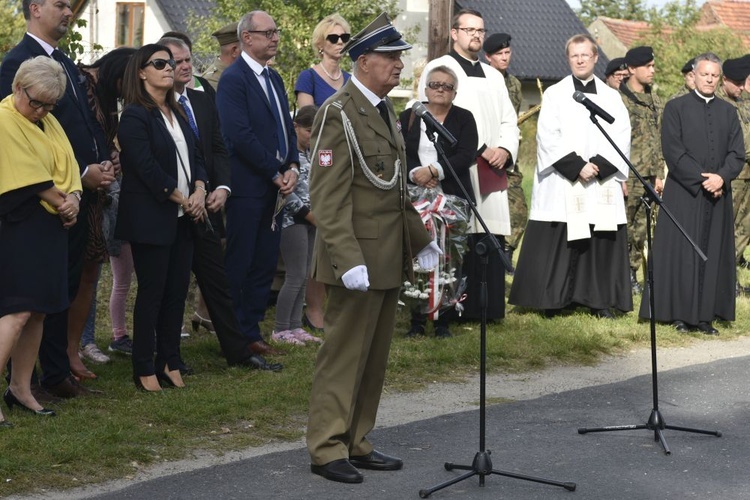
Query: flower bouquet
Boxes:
[{"xmin": 402, "ymin": 185, "xmax": 470, "ymax": 320}]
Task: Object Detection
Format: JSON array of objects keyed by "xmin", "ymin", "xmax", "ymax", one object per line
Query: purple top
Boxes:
[{"xmin": 294, "ymin": 67, "xmax": 351, "ymax": 107}]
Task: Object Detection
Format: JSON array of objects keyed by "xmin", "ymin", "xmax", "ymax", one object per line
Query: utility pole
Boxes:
[{"xmin": 428, "ymin": 0, "xmax": 454, "ymax": 61}]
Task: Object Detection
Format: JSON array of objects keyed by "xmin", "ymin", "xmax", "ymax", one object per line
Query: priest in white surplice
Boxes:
[
  {"xmin": 509, "ymin": 34, "xmax": 633, "ymax": 318},
  {"xmin": 418, "ymin": 8, "xmax": 519, "ymax": 321}
]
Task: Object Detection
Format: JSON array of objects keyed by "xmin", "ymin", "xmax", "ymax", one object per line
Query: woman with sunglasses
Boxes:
[
  {"xmin": 398, "ymin": 65, "xmax": 478, "ymax": 338},
  {"xmin": 0, "ymin": 56, "xmax": 83, "ymax": 424},
  {"xmin": 116, "ymin": 44, "xmax": 208, "ymax": 391},
  {"xmin": 293, "ymin": 14, "xmax": 352, "ymax": 333},
  {"xmin": 295, "ymin": 14, "xmax": 352, "ymax": 108}
]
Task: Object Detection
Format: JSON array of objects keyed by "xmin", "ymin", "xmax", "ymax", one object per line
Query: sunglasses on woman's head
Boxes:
[
  {"xmin": 142, "ymin": 58, "xmax": 176, "ymax": 70},
  {"xmin": 326, "ymin": 33, "xmax": 351, "ymax": 44}
]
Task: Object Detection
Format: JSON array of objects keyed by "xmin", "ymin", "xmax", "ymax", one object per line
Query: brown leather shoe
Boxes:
[
  {"xmin": 30, "ymin": 383, "xmax": 64, "ymax": 405},
  {"xmin": 248, "ymin": 340, "xmax": 285, "ymax": 356},
  {"xmin": 43, "ymin": 376, "xmax": 103, "ymax": 399}
]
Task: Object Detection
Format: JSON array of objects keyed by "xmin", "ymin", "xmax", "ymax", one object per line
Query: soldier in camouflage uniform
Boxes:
[
  {"xmin": 717, "ymin": 56, "xmax": 750, "ymax": 293},
  {"xmin": 201, "ymin": 22, "xmax": 240, "ymax": 92},
  {"xmin": 483, "ymin": 33, "xmax": 527, "ymax": 265},
  {"xmin": 668, "ymin": 58, "xmax": 695, "ymax": 101},
  {"xmin": 620, "ymin": 46, "xmax": 664, "ymax": 294}
]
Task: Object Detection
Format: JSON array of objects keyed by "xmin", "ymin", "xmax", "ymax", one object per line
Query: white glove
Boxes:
[
  {"xmin": 416, "ymin": 241, "xmax": 442, "ymax": 270},
  {"xmin": 341, "ymin": 265, "xmax": 370, "ymax": 292}
]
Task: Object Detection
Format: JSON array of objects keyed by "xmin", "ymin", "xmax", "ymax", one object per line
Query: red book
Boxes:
[{"xmin": 476, "ymin": 156, "xmax": 507, "ymax": 195}]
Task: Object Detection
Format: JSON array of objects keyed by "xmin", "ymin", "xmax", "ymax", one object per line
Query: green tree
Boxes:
[
  {"xmin": 188, "ymin": 0, "xmax": 399, "ymax": 100},
  {"xmin": 637, "ymin": 25, "xmax": 745, "ymax": 100},
  {"xmin": 0, "ymin": 0, "xmax": 27, "ymax": 59},
  {"xmin": 577, "ymin": 0, "xmax": 648, "ymax": 25}
]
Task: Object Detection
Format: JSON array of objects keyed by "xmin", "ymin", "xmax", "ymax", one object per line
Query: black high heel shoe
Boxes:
[
  {"xmin": 3, "ymin": 388, "xmax": 56, "ymax": 416},
  {"xmin": 302, "ymin": 314, "xmax": 324, "ymax": 334}
]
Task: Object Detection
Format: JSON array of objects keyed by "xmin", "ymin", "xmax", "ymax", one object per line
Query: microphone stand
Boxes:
[
  {"xmin": 418, "ymin": 123, "xmax": 576, "ymax": 497},
  {"xmin": 576, "ymin": 110, "xmax": 721, "ymax": 454}
]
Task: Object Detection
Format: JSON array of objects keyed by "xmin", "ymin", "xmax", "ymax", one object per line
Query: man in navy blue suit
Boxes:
[
  {"xmin": 0, "ymin": 0, "xmax": 114, "ymax": 399},
  {"xmin": 216, "ymin": 10, "xmax": 299, "ymax": 357}
]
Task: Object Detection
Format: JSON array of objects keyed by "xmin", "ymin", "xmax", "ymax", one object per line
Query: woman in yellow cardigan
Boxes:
[{"xmin": 0, "ymin": 56, "xmax": 82, "ymax": 426}]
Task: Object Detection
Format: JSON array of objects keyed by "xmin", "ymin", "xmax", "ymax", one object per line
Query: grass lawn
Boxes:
[{"xmin": 0, "ymin": 261, "xmax": 747, "ymax": 497}]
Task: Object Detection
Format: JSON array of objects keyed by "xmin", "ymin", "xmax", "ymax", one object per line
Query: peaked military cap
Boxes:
[
  {"xmin": 343, "ymin": 12, "xmax": 412, "ymax": 61},
  {"xmin": 212, "ymin": 22, "xmax": 239, "ymax": 46}
]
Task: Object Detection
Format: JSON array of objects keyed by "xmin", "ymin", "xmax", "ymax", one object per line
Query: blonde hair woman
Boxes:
[
  {"xmin": 0, "ymin": 56, "xmax": 83, "ymax": 423},
  {"xmin": 294, "ymin": 14, "xmax": 352, "ymax": 107}
]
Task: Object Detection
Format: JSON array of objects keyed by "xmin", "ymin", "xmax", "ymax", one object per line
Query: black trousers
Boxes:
[
  {"xmin": 39, "ymin": 194, "xmax": 91, "ymax": 387},
  {"xmin": 130, "ymin": 217, "xmax": 193, "ymax": 377},
  {"xmin": 190, "ymin": 220, "xmax": 250, "ymax": 365}
]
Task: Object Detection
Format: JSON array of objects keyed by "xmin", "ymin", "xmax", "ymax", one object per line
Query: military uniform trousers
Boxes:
[
  {"xmin": 733, "ymin": 177, "xmax": 750, "ymax": 263},
  {"xmin": 625, "ymin": 175, "xmax": 652, "ymax": 272},
  {"xmin": 306, "ymin": 285, "xmax": 400, "ymax": 465},
  {"xmin": 506, "ymin": 167, "xmax": 528, "ymax": 250}
]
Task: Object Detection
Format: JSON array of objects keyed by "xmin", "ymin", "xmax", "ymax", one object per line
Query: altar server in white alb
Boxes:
[
  {"xmin": 509, "ymin": 33, "xmax": 633, "ymax": 318},
  {"xmin": 418, "ymin": 8, "xmax": 519, "ymax": 321}
]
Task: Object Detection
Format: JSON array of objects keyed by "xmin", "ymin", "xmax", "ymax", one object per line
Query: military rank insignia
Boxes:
[{"xmin": 318, "ymin": 149, "xmax": 333, "ymax": 167}]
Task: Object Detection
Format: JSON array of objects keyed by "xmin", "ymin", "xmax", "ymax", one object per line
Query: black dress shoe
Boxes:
[
  {"xmin": 232, "ymin": 354, "xmax": 283, "ymax": 372},
  {"xmin": 672, "ymin": 321, "xmax": 690, "ymax": 333},
  {"xmin": 311, "ymin": 459, "xmax": 363, "ymax": 484},
  {"xmin": 349, "ymin": 450, "xmax": 403, "ymax": 471},
  {"xmin": 696, "ymin": 321, "xmax": 719, "ymax": 335},
  {"xmin": 405, "ymin": 325, "xmax": 425, "ymax": 338},
  {"xmin": 434, "ymin": 326, "xmax": 452, "ymax": 338}
]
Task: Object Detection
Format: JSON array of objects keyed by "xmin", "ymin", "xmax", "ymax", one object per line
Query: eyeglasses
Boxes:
[
  {"xmin": 23, "ymin": 87, "xmax": 56, "ymax": 111},
  {"xmin": 142, "ymin": 58, "xmax": 176, "ymax": 70},
  {"xmin": 427, "ymin": 81, "xmax": 456, "ymax": 92},
  {"xmin": 326, "ymin": 33, "xmax": 351, "ymax": 44},
  {"xmin": 569, "ymin": 53, "xmax": 594, "ymax": 61},
  {"xmin": 456, "ymin": 27, "xmax": 486, "ymax": 37},
  {"xmin": 246, "ymin": 28, "xmax": 282, "ymax": 39}
]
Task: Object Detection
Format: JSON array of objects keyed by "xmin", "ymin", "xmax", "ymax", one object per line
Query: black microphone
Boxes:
[
  {"xmin": 412, "ymin": 101, "xmax": 458, "ymax": 147},
  {"xmin": 572, "ymin": 91, "xmax": 615, "ymax": 124}
]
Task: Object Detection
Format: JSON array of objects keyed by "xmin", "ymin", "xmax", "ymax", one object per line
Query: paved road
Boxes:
[{"xmin": 79, "ymin": 354, "xmax": 750, "ymax": 500}]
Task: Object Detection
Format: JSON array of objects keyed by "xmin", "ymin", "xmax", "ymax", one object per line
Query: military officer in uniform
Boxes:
[
  {"xmin": 201, "ymin": 22, "xmax": 240, "ymax": 91},
  {"xmin": 483, "ymin": 32, "xmax": 527, "ymax": 265},
  {"xmin": 620, "ymin": 46, "xmax": 663, "ymax": 294},
  {"xmin": 717, "ymin": 56, "xmax": 750, "ymax": 291},
  {"xmin": 604, "ymin": 57, "xmax": 628, "ymax": 90},
  {"xmin": 669, "ymin": 58, "xmax": 696, "ymax": 101},
  {"xmin": 305, "ymin": 13, "xmax": 438, "ymax": 484}
]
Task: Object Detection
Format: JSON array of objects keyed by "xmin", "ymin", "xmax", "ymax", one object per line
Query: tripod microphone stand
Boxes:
[
  {"xmin": 418, "ymin": 124, "xmax": 576, "ymax": 497},
  {"xmin": 576, "ymin": 109, "xmax": 721, "ymax": 454}
]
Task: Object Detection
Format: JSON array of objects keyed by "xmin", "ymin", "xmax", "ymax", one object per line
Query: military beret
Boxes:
[
  {"xmin": 482, "ymin": 33, "xmax": 511, "ymax": 54},
  {"xmin": 681, "ymin": 58, "xmax": 695, "ymax": 74},
  {"xmin": 723, "ymin": 56, "xmax": 750, "ymax": 82},
  {"xmin": 625, "ymin": 46, "xmax": 654, "ymax": 67},
  {"xmin": 212, "ymin": 22, "xmax": 239, "ymax": 46},
  {"xmin": 343, "ymin": 12, "xmax": 412, "ymax": 61},
  {"xmin": 605, "ymin": 57, "xmax": 627, "ymax": 77}
]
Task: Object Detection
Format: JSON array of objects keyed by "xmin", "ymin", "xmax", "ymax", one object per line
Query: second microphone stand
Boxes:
[
  {"xmin": 418, "ymin": 123, "xmax": 576, "ymax": 497},
  {"xmin": 576, "ymin": 109, "xmax": 721, "ymax": 454}
]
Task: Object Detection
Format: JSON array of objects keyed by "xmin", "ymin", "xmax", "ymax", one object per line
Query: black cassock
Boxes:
[{"xmin": 639, "ymin": 91, "xmax": 745, "ymax": 324}]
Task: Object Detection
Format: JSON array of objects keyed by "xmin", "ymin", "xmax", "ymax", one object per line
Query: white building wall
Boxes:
[{"xmin": 75, "ymin": 0, "xmax": 172, "ymax": 63}]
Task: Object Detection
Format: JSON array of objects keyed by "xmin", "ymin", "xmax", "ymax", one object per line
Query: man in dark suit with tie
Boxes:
[
  {"xmin": 216, "ymin": 11, "xmax": 299, "ymax": 356},
  {"xmin": 158, "ymin": 36, "xmax": 281, "ymax": 371},
  {"xmin": 0, "ymin": 0, "xmax": 115, "ymax": 398}
]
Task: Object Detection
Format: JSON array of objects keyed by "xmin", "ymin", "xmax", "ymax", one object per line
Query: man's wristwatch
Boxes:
[{"xmin": 71, "ymin": 191, "xmax": 82, "ymax": 201}]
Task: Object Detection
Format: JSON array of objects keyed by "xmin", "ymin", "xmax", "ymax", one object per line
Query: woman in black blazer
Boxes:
[
  {"xmin": 115, "ymin": 44, "xmax": 208, "ymax": 391},
  {"xmin": 398, "ymin": 65, "xmax": 478, "ymax": 338}
]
